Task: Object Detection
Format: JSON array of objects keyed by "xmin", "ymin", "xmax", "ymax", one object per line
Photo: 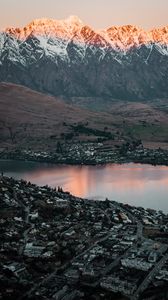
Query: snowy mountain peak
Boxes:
[
  {"xmin": 98, "ymin": 24, "xmax": 168, "ymax": 49},
  {"xmin": 5, "ymin": 16, "xmax": 84, "ymax": 41},
  {"xmin": 65, "ymin": 15, "xmax": 83, "ymax": 26},
  {"xmin": 3, "ymin": 17, "xmax": 168, "ymax": 50},
  {"xmin": 1, "ymin": 18, "xmax": 168, "ymax": 100},
  {"xmin": 27, "ymin": 16, "xmax": 83, "ymax": 29},
  {"xmin": 151, "ymin": 26, "xmax": 168, "ymax": 43}
]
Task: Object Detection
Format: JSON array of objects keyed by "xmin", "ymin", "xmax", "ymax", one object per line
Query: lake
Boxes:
[{"xmin": 1, "ymin": 160, "xmax": 168, "ymax": 212}]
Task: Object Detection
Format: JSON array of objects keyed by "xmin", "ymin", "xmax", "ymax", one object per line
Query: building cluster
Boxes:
[
  {"xmin": 0, "ymin": 176, "xmax": 168, "ymax": 299},
  {"xmin": 2, "ymin": 141, "xmax": 168, "ymax": 166}
]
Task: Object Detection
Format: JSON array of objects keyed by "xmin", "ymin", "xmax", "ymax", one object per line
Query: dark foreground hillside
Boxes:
[{"xmin": 0, "ymin": 176, "xmax": 168, "ymax": 299}]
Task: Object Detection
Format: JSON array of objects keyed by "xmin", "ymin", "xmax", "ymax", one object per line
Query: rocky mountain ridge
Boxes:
[
  {"xmin": 0, "ymin": 16, "xmax": 168, "ymax": 100},
  {"xmin": 5, "ymin": 16, "xmax": 168, "ymax": 50}
]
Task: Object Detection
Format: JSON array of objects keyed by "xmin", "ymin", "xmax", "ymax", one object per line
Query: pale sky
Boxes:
[{"xmin": 0, "ymin": 0, "xmax": 168, "ymax": 30}]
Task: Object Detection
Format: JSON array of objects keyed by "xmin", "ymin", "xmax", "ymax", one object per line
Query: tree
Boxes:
[{"xmin": 57, "ymin": 141, "xmax": 62, "ymax": 153}]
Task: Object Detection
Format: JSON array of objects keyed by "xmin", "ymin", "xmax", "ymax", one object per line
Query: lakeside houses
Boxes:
[{"xmin": 2, "ymin": 141, "xmax": 168, "ymax": 166}]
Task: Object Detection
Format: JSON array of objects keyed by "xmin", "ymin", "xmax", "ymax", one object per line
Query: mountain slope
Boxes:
[
  {"xmin": 1, "ymin": 83, "xmax": 168, "ymax": 154},
  {"xmin": 0, "ymin": 17, "xmax": 168, "ymax": 100},
  {"xmin": 0, "ymin": 82, "xmax": 116, "ymax": 150}
]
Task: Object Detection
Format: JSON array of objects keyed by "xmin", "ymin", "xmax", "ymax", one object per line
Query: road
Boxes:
[
  {"xmin": 131, "ymin": 252, "xmax": 168, "ymax": 300},
  {"xmin": 13, "ymin": 191, "xmax": 32, "ymax": 255},
  {"xmin": 110, "ymin": 200, "xmax": 144, "ymax": 240}
]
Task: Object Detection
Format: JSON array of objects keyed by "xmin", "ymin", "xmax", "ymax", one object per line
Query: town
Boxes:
[
  {"xmin": 0, "ymin": 176, "xmax": 168, "ymax": 300},
  {"xmin": 2, "ymin": 141, "xmax": 168, "ymax": 166}
]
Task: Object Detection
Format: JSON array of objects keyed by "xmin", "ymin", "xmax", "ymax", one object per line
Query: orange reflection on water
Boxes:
[
  {"xmin": 2, "ymin": 160, "xmax": 168, "ymax": 210},
  {"xmin": 24, "ymin": 163, "xmax": 168, "ymax": 198},
  {"xmin": 25, "ymin": 165, "xmax": 95, "ymax": 197}
]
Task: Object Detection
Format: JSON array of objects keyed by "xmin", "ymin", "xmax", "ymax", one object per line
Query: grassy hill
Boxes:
[
  {"xmin": 1, "ymin": 82, "xmax": 168, "ymax": 153},
  {"xmin": 0, "ymin": 83, "xmax": 117, "ymax": 151}
]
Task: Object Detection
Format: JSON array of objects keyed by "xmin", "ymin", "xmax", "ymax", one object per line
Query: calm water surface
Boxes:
[{"xmin": 1, "ymin": 160, "xmax": 168, "ymax": 212}]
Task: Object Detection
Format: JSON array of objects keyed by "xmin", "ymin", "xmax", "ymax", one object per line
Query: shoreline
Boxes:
[
  {"xmin": 1, "ymin": 141, "xmax": 168, "ymax": 167},
  {"xmin": 1, "ymin": 157, "xmax": 168, "ymax": 213},
  {"xmin": 0, "ymin": 174, "xmax": 167, "ymax": 213},
  {"xmin": 1, "ymin": 155, "xmax": 168, "ymax": 168}
]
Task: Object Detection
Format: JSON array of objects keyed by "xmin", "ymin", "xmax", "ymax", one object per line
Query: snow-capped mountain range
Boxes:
[{"xmin": 1, "ymin": 16, "xmax": 168, "ymax": 100}]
